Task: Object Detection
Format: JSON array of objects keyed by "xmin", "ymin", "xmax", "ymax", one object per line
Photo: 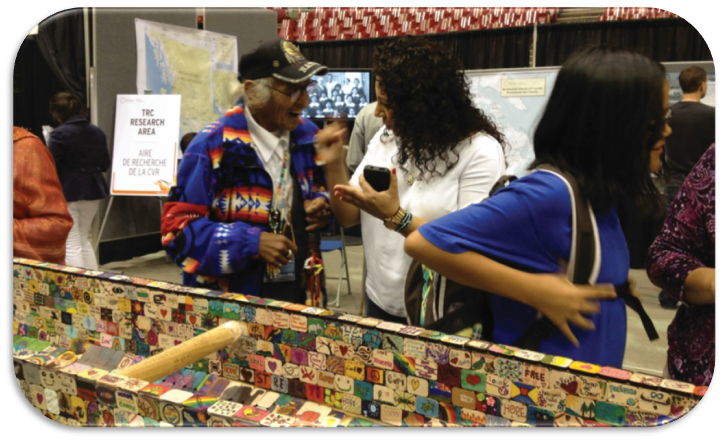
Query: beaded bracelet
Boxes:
[{"xmin": 395, "ymin": 211, "xmax": 413, "ymax": 233}]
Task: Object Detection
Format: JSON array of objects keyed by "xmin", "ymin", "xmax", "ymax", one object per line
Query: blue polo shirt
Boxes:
[{"xmin": 418, "ymin": 170, "xmax": 629, "ymax": 367}]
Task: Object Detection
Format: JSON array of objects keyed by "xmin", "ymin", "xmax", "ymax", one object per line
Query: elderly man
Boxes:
[{"xmin": 161, "ymin": 39, "xmax": 332, "ymax": 303}]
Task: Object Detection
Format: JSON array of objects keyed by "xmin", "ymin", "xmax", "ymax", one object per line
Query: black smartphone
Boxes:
[{"xmin": 363, "ymin": 165, "xmax": 391, "ymax": 192}]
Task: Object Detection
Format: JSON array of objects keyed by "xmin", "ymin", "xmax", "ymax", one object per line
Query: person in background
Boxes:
[
  {"xmin": 344, "ymin": 95, "xmax": 357, "ymax": 115},
  {"xmin": 48, "ymin": 92, "xmax": 111, "ymax": 270},
  {"xmin": 350, "ymin": 87, "xmax": 362, "ymax": 104},
  {"xmin": 647, "ymin": 144, "xmax": 715, "ymax": 386},
  {"xmin": 405, "ymin": 47, "xmax": 671, "ymax": 367},
  {"xmin": 13, "ymin": 126, "xmax": 73, "ymax": 264},
  {"xmin": 341, "ymin": 78, "xmax": 352, "ymax": 96},
  {"xmin": 161, "ymin": 39, "xmax": 332, "ymax": 303},
  {"xmin": 180, "ymin": 132, "xmax": 197, "ymax": 154},
  {"xmin": 321, "ymin": 101, "xmax": 335, "ymax": 117},
  {"xmin": 308, "ymin": 94, "xmax": 321, "ymax": 115},
  {"xmin": 346, "ymin": 101, "xmax": 383, "ymax": 173},
  {"xmin": 318, "ymin": 36, "xmax": 506, "ymax": 323},
  {"xmin": 657, "ymin": 66, "xmax": 715, "ymax": 309}
]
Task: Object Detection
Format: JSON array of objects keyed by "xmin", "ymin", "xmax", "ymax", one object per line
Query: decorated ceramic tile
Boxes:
[
  {"xmin": 606, "ymin": 382, "xmax": 641, "ymax": 409},
  {"xmin": 375, "ymin": 321, "xmax": 405, "ymax": 332},
  {"xmin": 537, "ymin": 388, "xmax": 567, "ymax": 414},
  {"xmin": 541, "ymin": 355, "xmax": 573, "ymax": 369},
  {"xmin": 428, "ymin": 381, "xmax": 452, "ymax": 403},
  {"xmin": 385, "ymin": 371, "xmax": 406, "ymax": 392},
  {"xmin": 317, "ymin": 370, "xmax": 336, "ymax": 389},
  {"xmin": 495, "ymin": 357, "xmax": 523, "ymax": 381},
  {"xmin": 451, "ymin": 387, "xmax": 476, "ymax": 410},
  {"xmin": 461, "ymin": 369, "xmax": 486, "ymax": 393},
  {"xmin": 288, "ymin": 314, "xmax": 307, "ymax": 333},
  {"xmin": 578, "ymin": 375, "xmax": 608, "ymax": 401},
  {"xmin": 415, "ymin": 358, "xmax": 438, "ymax": 381},
  {"xmin": 402, "ymin": 338, "xmax": 426, "ymax": 360},
  {"xmin": 353, "ymin": 345, "xmax": 373, "ymax": 365},
  {"xmin": 569, "ymin": 361, "xmax": 601, "ymax": 375},
  {"xmin": 565, "ymin": 394, "xmax": 596, "ymax": 419},
  {"xmin": 598, "ymin": 366, "xmax": 632, "ymax": 381},
  {"xmin": 500, "ymin": 398, "xmax": 527, "ymax": 423},
  {"xmin": 315, "ymin": 336, "xmax": 333, "ymax": 355},
  {"xmin": 333, "ymin": 375, "xmax": 354, "ymax": 394},
  {"xmin": 259, "ymin": 412, "xmax": 295, "ymax": 427},
  {"xmin": 549, "ymin": 370, "xmax": 580, "ymax": 396},
  {"xmin": 629, "ymin": 372, "xmax": 664, "ymax": 388},
  {"xmin": 299, "ymin": 366, "xmax": 317, "ymax": 385},
  {"xmin": 486, "ymin": 374, "xmax": 512, "ymax": 399},
  {"xmin": 415, "ymin": 396, "xmax": 439, "ymax": 418},
  {"xmin": 638, "ymin": 389, "xmax": 672, "ymax": 415},
  {"xmin": 447, "ymin": 349, "xmax": 471, "ymax": 369},
  {"xmin": 366, "ymin": 366, "xmax": 384, "ymax": 384},
  {"xmin": 391, "ymin": 390, "xmax": 417, "ymax": 412},
  {"xmin": 407, "ymin": 376, "xmax": 429, "ymax": 397},
  {"xmin": 521, "ymin": 363, "xmax": 549, "ymax": 388},
  {"xmin": 265, "ymin": 357, "xmax": 283, "ymax": 376},
  {"xmin": 345, "ymin": 360, "xmax": 366, "ymax": 381},
  {"xmin": 425, "ymin": 342, "xmax": 450, "ymax": 365},
  {"xmin": 382, "ymin": 333, "xmax": 404, "ymax": 353},
  {"xmin": 353, "ymin": 380, "xmax": 373, "ymax": 400},
  {"xmin": 323, "ymin": 321, "xmax": 344, "ymax": 341},
  {"xmin": 660, "ymin": 379, "xmax": 696, "ymax": 395},
  {"xmin": 380, "ymin": 403, "xmax": 403, "ymax": 426},
  {"xmin": 342, "ymin": 325, "xmax": 364, "ymax": 346},
  {"xmin": 290, "ymin": 348, "xmax": 308, "ymax": 366},
  {"xmin": 326, "ymin": 356, "xmax": 346, "ymax": 375},
  {"xmin": 437, "ymin": 363, "xmax": 461, "ymax": 388},
  {"xmin": 393, "ymin": 354, "xmax": 416, "ymax": 376},
  {"xmin": 337, "ymin": 314, "xmax": 363, "ymax": 324},
  {"xmin": 460, "ymin": 407, "xmax": 486, "ymax": 426},
  {"xmin": 341, "ymin": 394, "xmax": 362, "ymax": 415}
]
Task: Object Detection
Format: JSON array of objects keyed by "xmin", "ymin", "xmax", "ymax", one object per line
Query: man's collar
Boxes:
[{"xmin": 245, "ymin": 107, "xmax": 288, "ymax": 163}]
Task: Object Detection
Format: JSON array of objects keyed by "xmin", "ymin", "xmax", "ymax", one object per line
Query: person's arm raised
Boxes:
[{"xmin": 316, "ymin": 122, "xmax": 360, "ymax": 228}]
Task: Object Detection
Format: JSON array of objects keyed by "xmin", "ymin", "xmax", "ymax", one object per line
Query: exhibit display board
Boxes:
[
  {"xmin": 111, "ymin": 94, "xmax": 181, "ymax": 196},
  {"xmin": 467, "ymin": 61, "xmax": 715, "ymax": 177},
  {"xmin": 12, "ymin": 257, "xmax": 706, "ymax": 427}
]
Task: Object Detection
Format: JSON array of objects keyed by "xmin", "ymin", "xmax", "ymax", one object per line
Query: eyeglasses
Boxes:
[{"xmin": 265, "ymin": 81, "xmax": 317, "ymax": 104}]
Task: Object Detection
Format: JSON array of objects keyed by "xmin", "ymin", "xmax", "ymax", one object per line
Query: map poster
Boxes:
[
  {"xmin": 111, "ymin": 94, "xmax": 181, "ymax": 196},
  {"xmin": 135, "ymin": 19, "xmax": 239, "ymax": 136},
  {"xmin": 501, "ymin": 78, "xmax": 546, "ymax": 97},
  {"xmin": 467, "ymin": 69, "xmax": 559, "ymax": 176}
]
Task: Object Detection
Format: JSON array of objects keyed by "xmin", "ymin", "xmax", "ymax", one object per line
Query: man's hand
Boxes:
[
  {"xmin": 315, "ymin": 121, "xmax": 348, "ymax": 168},
  {"xmin": 305, "ymin": 197, "xmax": 331, "ymax": 231},
  {"xmin": 258, "ymin": 232, "xmax": 298, "ymax": 267}
]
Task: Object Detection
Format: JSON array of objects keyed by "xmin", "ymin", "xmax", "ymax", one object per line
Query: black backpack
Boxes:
[{"xmin": 403, "ymin": 164, "xmax": 658, "ymax": 348}]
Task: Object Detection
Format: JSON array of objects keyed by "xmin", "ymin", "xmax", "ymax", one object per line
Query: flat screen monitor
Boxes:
[{"xmin": 302, "ymin": 69, "xmax": 374, "ymax": 120}]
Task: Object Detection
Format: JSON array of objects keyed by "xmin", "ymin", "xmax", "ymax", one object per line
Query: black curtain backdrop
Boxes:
[
  {"xmin": 13, "ymin": 36, "xmax": 65, "ymax": 140},
  {"xmin": 298, "ymin": 26, "xmax": 534, "ymax": 70},
  {"xmin": 535, "ymin": 18, "xmax": 712, "ymax": 66},
  {"xmin": 36, "ymin": 8, "xmax": 87, "ymax": 102}
]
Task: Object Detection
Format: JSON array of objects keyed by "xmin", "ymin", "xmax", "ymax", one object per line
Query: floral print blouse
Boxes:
[{"xmin": 647, "ymin": 144, "xmax": 715, "ymax": 386}]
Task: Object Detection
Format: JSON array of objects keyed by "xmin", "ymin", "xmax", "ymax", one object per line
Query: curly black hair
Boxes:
[{"xmin": 374, "ymin": 36, "xmax": 505, "ymax": 180}]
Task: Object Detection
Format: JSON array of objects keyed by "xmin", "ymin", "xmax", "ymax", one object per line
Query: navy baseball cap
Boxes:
[{"xmin": 238, "ymin": 38, "xmax": 328, "ymax": 84}]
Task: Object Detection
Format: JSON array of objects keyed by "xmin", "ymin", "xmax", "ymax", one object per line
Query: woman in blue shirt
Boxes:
[{"xmin": 405, "ymin": 47, "xmax": 672, "ymax": 367}]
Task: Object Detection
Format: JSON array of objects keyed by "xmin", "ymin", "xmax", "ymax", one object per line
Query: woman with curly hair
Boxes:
[{"xmin": 318, "ymin": 36, "xmax": 505, "ymax": 322}]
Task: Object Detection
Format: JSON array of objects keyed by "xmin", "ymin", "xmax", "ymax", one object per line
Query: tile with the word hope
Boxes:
[{"xmin": 341, "ymin": 393, "xmax": 362, "ymax": 414}]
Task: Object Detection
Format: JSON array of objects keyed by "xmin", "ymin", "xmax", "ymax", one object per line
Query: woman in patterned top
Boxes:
[{"xmin": 647, "ymin": 144, "xmax": 715, "ymax": 386}]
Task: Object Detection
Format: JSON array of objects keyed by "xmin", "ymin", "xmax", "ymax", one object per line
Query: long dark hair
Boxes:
[
  {"xmin": 531, "ymin": 46, "xmax": 666, "ymax": 214},
  {"xmin": 374, "ymin": 36, "xmax": 505, "ymax": 180},
  {"xmin": 49, "ymin": 92, "xmax": 87, "ymax": 124}
]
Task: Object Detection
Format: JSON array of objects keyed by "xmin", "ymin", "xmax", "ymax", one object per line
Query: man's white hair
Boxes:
[{"xmin": 227, "ymin": 77, "xmax": 273, "ymax": 111}]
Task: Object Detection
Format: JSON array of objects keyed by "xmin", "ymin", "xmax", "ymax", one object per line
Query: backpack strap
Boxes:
[{"xmin": 514, "ymin": 164, "xmax": 599, "ymax": 350}]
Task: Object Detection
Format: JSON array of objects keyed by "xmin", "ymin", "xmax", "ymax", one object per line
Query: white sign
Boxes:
[{"xmin": 111, "ymin": 94, "xmax": 181, "ymax": 196}]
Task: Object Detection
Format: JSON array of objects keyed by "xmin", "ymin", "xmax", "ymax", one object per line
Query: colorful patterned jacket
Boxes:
[{"xmin": 161, "ymin": 102, "xmax": 329, "ymax": 295}]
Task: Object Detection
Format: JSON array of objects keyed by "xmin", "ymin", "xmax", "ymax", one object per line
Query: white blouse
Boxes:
[{"xmin": 350, "ymin": 127, "xmax": 505, "ymax": 317}]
